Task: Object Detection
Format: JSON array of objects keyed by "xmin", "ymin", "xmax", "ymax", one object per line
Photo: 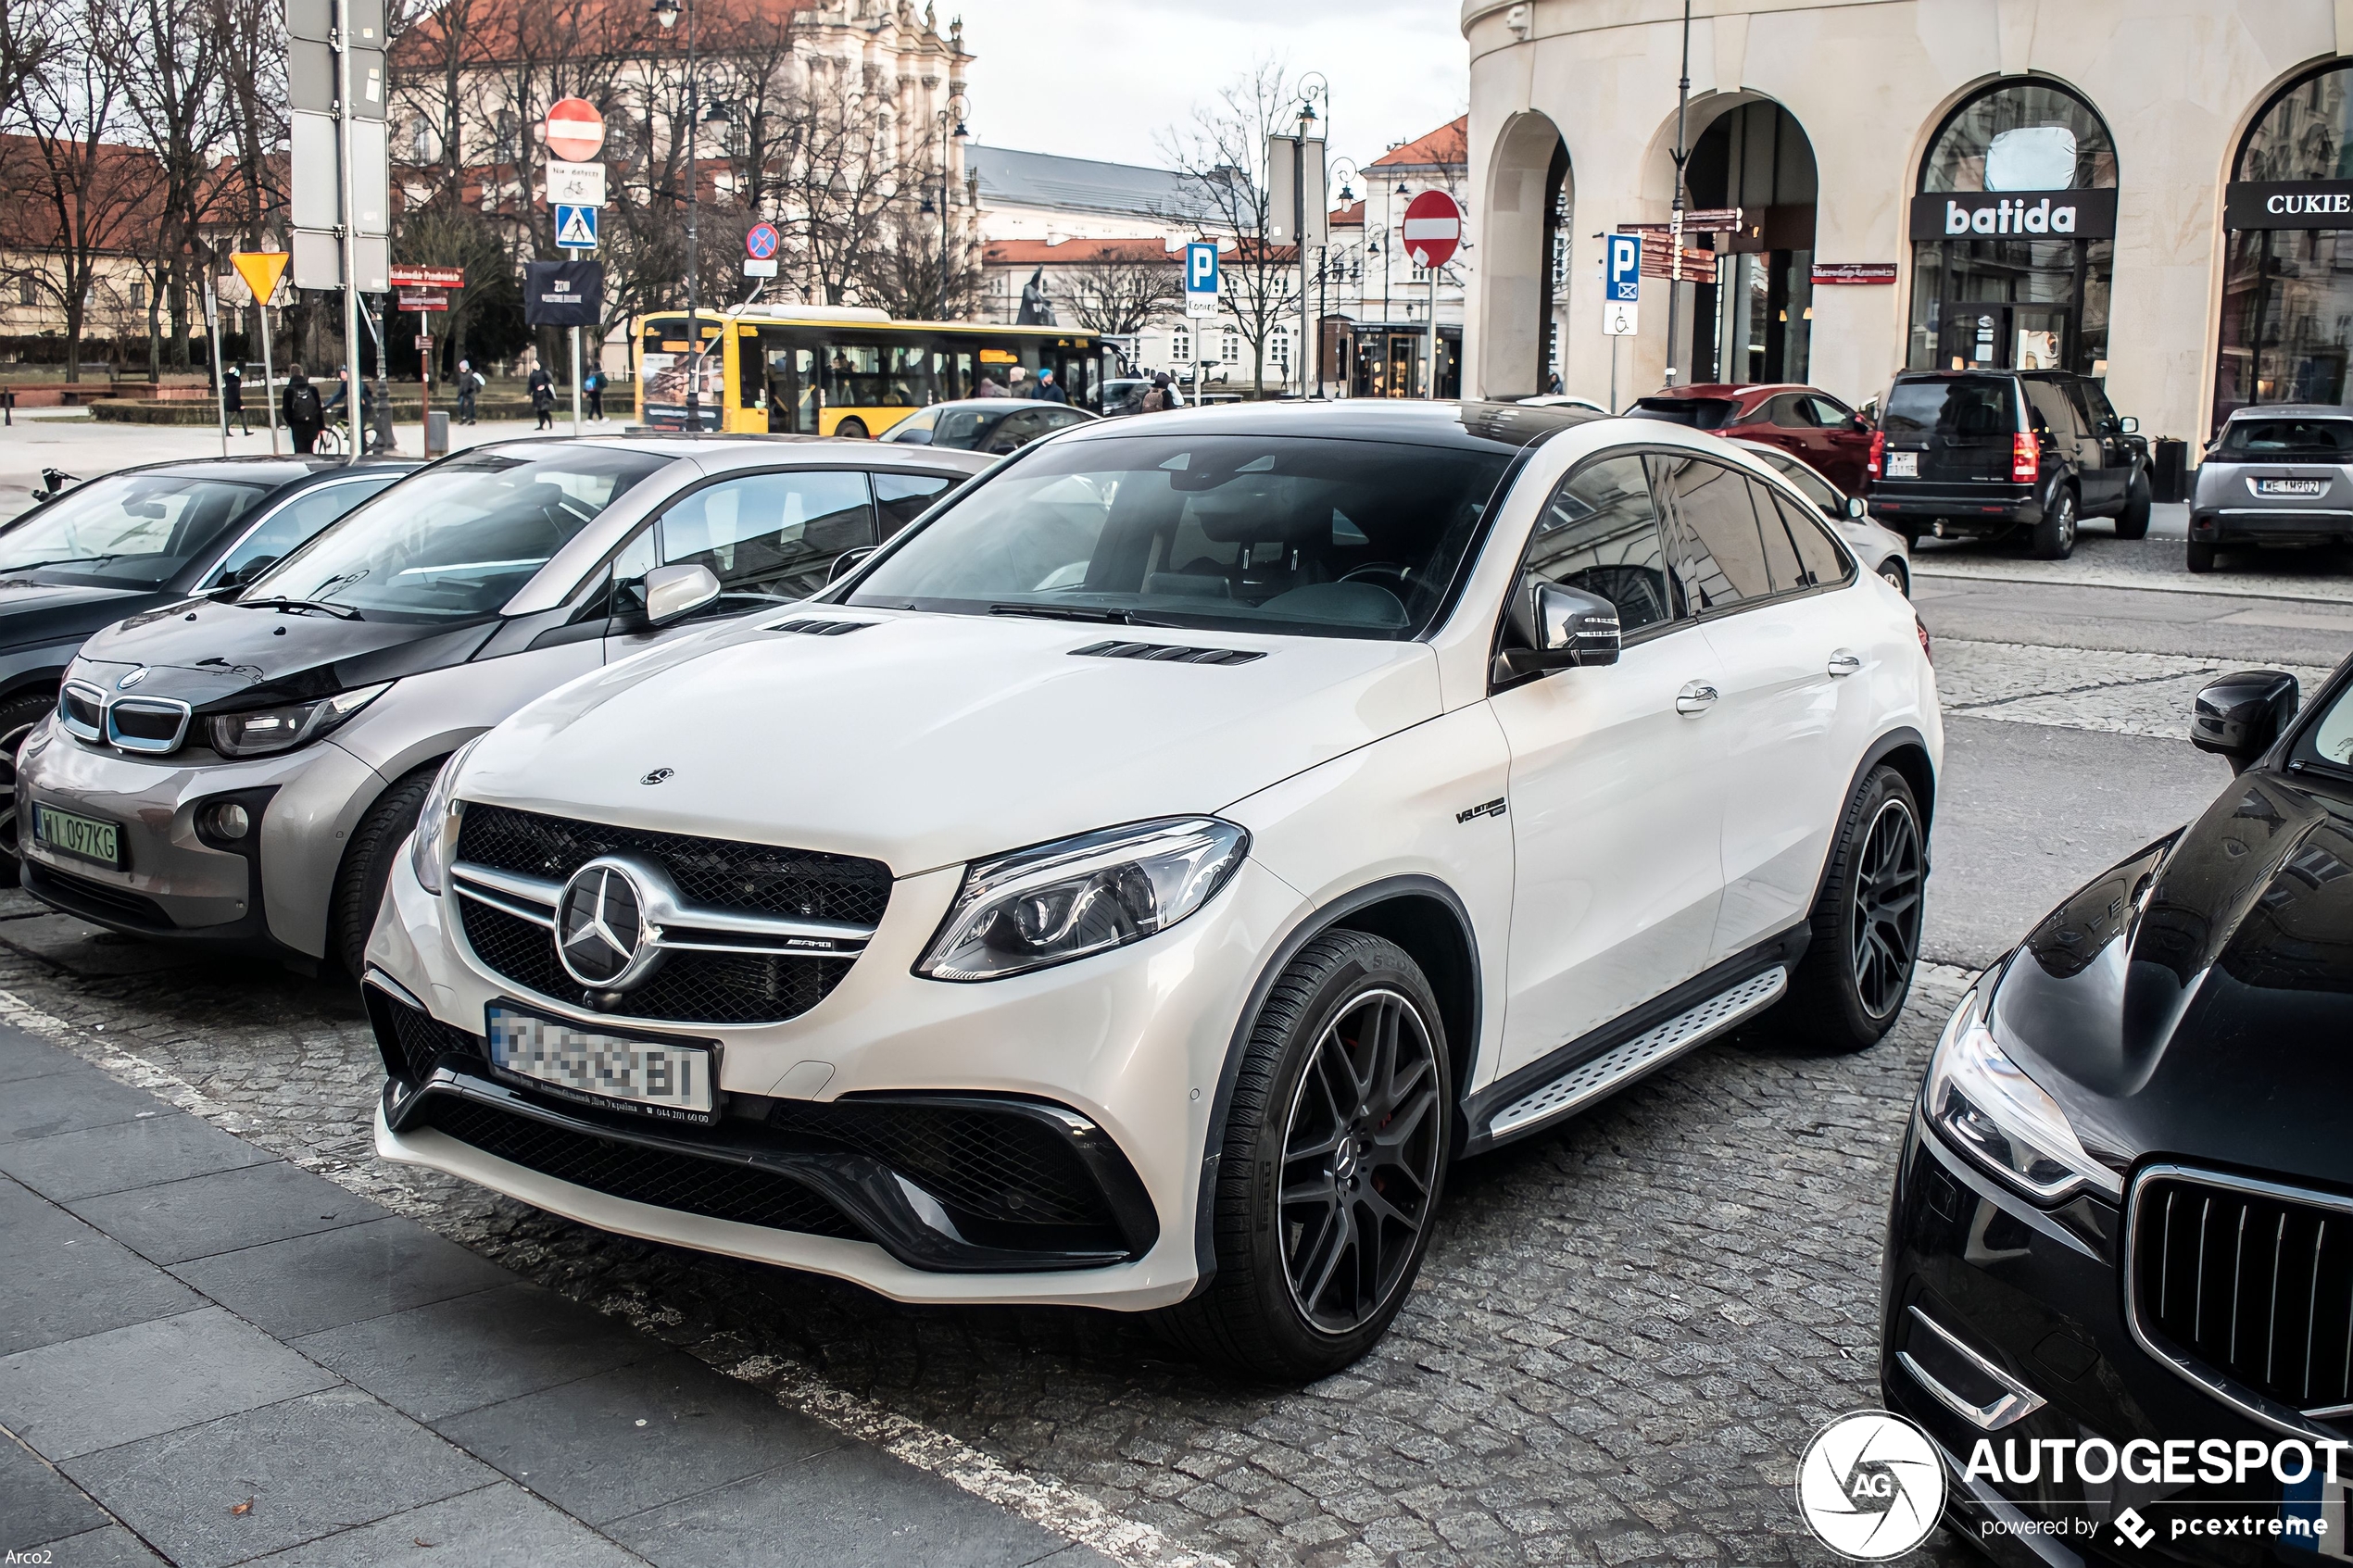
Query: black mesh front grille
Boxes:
[
  {"xmin": 769, "ymin": 1099, "xmax": 1112, "ymax": 1230},
  {"xmin": 454, "ymin": 897, "xmax": 857, "ymax": 1025},
  {"xmin": 456, "ymin": 805, "xmax": 891, "ymax": 925},
  {"xmin": 422, "ymin": 1096, "xmax": 863, "ymax": 1240},
  {"xmin": 2135, "ymin": 1173, "xmax": 2353, "ymax": 1415},
  {"xmin": 451, "ymin": 805, "xmax": 885, "ymax": 1024}
]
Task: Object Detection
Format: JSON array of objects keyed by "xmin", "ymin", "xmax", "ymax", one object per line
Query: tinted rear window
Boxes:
[
  {"xmin": 2215, "ymin": 419, "xmax": 2353, "ymax": 459},
  {"xmin": 1628, "ymin": 397, "xmax": 1741, "ymax": 431},
  {"xmin": 1882, "ymin": 377, "xmax": 2019, "ymax": 442}
]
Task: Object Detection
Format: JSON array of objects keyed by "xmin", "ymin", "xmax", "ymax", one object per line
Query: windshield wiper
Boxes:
[
  {"xmin": 988, "ymin": 603, "xmax": 1182, "ymax": 626},
  {"xmin": 240, "ymin": 596, "xmax": 364, "ymax": 621},
  {"xmin": 1, "ymin": 554, "xmax": 121, "ymax": 573}
]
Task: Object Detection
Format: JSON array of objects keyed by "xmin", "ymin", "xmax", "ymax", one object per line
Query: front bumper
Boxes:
[
  {"xmin": 1881, "ymin": 1116, "xmax": 2350, "ymax": 1564},
  {"xmin": 366, "ymin": 833, "xmax": 1309, "ymax": 1309},
  {"xmin": 14, "ymin": 716, "xmax": 387, "ymax": 960}
]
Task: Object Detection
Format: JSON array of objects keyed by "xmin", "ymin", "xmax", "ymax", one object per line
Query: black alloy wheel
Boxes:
[
  {"xmin": 1277, "ymin": 985, "xmax": 1444, "ymax": 1336},
  {"xmin": 1159, "ymin": 930, "xmax": 1453, "ymax": 1379},
  {"xmin": 0, "ymin": 691, "xmax": 57, "ymax": 886},
  {"xmin": 1849, "ymin": 797, "xmax": 1926, "ymax": 1022},
  {"xmin": 1782, "ymin": 763, "xmax": 1925, "ymax": 1052}
]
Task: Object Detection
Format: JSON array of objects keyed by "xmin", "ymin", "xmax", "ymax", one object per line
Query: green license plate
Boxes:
[{"xmin": 34, "ymin": 804, "xmax": 121, "ymax": 869}]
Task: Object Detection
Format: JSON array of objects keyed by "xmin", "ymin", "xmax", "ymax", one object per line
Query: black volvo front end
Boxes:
[{"xmin": 1882, "ymin": 691, "xmax": 2353, "ymax": 1564}]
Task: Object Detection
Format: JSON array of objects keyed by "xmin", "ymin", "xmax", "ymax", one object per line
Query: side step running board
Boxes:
[{"xmin": 1485, "ymin": 966, "xmax": 1789, "ymax": 1141}]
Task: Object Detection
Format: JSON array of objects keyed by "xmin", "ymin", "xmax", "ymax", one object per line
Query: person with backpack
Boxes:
[
  {"xmin": 455, "ymin": 359, "xmax": 479, "ymax": 425},
  {"xmin": 1139, "ymin": 372, "xmax": 1171, "ymax": 414},
  {"xmin": 528, "ymin": 362, "xmax": 555, "ymax": 431},
  {"xmin": 283, "ymin": 365, "xmax": 324, "ymax": 454},
  {"xmin": 222, "ymin": 363, "xmax": 249, "ymax": 435},
  {"xmin": 585, "ymin": 368, "xmax": 605, "ymax": 421}
]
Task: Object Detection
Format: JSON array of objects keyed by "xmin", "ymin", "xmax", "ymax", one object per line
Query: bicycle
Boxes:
[{"xmin": 310, "ymin": 421, "xmax": 345, "ymax": 458}]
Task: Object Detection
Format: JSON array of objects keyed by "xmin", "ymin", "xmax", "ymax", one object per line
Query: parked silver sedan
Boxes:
[
  {"xmin": 2188, "ymin": 405, "xmax": 2353, "ymax": 572},
  {"xmin": 1731, "ymin": 438, "xmax": 1914, "ymax": 596}
]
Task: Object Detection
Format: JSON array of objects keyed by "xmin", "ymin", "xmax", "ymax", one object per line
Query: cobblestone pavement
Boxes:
[
  {"xmin": 1913, "ymin": 525, "xmax": 2353, "ymax": 603},
  {"xmin": 1931, "ymin": 638, "xmax": 2335, "ymax": 739}
]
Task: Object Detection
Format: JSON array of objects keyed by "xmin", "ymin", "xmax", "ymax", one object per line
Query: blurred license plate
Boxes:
[
  {"xmin": 34, "ymin": 804, "xmax": 120, "ymax": 868},
  {"xmin": 1886, "ymin": 451, "xmax": 1919, "ymax": 478},
  {"xmin": 484, "ymin": 1006, "xmax": 715, "ymax": 1121},
  {"xmin": 2257, "ymin": 478, "xmax": 2326, "ymax": 497}
]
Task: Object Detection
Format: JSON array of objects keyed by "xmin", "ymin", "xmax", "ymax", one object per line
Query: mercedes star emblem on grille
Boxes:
[
  {"xmin": 641, "ymin": 768, "xmax": 673, "ymax": 785},
  {"xmin": 556, "ymin": 858, "xmax": 666, "ymax": 989}
]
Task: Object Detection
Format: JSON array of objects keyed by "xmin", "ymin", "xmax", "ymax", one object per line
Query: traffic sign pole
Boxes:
[
  {"xmin": 1402, "ymin": 190, "xmax": 1461, "ymax": 400},
  {"xmin": 336, "ymin": 0, "xmax": 359, "ymax": 463}
]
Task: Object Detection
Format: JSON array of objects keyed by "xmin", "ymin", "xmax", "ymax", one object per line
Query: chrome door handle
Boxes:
[
  {"xmin": 1827, "ymin": 649, "xmax": 1863, "ymax": 678},
  {"xmin": 1675, "ymin": 681, "xmax": 1718, "ymax": 716}
]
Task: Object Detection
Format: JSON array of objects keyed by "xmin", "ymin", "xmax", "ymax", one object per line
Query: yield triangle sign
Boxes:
[{"xmin": 556, "ymin": 205, "xmax": 598, "ymax": 249}]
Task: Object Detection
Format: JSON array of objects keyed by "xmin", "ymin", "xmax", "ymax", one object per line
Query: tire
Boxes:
[
  {"xmin": 835, "ymin": 417, "xmax": 870, "ymax": 440},
  {"xmin": 1157, "ymin": 930, "xmax": 1452, "ymax": 1380},
  {"xmin": 2185, "ymin": 540, "xmax": 2218, "ymax": 573},
  {"xmin": 1877, "ymin": 558, "xmax": 1909, "ymax": 597},
  {"xmin": 2030, "ymin": 487, "xmax": 2077, "ymax": 559},
  {"xmin": 328, "ymin": 763, "xmax": 438, "ymax": 981},
  {"xmin": 2115, "ymin": 470, "xmax": 2152, "ymax": 540},
  {"xmin": 1782, "ymin": 764, "xmax": 1926, "ymax": 1053},
  {"xmin": 0, "ymin": 691, "xmax": 54, "ymax": 886}
]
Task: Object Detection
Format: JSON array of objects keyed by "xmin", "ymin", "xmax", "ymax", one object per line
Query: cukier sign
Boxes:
[
  {"xmin": 1908, "ymin": 189, "xmax": 2118, "ymax": 241},
  {"xmin": 2224, "ymin": 180, "xmax": 2353, "ymax": 231}
]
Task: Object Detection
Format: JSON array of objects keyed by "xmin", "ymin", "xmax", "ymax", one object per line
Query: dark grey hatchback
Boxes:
[{"xmin": 1867, "ymin": 370, "xmax": 2151, "ymax": 559}]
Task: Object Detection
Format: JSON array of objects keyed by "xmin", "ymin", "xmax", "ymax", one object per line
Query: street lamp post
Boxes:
[
  {"xmin": 935, "ymin": 92, "xmax": 969, "ymax": 320},
  {"xmin": 1292, "ymin": 75, "xmax": 1327, "ymax": 400},
  {"xmin": 1319, "ymin": 158, "xmax": 1359, "ymax": 399},
  {"xmin": 652, "ymin": 0, "xmax": 699, "ymax": 431},
  {"xmin": 1663, "ymin": 0, "xmax": 1693, "ymax": 387}
]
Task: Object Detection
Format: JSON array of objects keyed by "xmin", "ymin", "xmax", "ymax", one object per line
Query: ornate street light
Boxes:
[{"xmin": 652, "ymin": 0, "xmax": 701, "ymax": 430}]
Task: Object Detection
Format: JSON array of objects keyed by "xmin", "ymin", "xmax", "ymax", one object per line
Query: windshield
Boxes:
[
  {"xmin": 1627, "ymin": 397, "xmax": 1740, "ymax": 430},
  {"xmin": 847, "ymin": 433, "xmax": 1512, "ymax": 639},
  {"xmin": 245, "ymin": 446, "xmax": 669, "ymax": 622},
  {"xmin": 2215, "ymin": 418, "xmax": 2353, "ymax": 460},
  {"xmin": 1884, "ymin": 377, "xmax": 2019, "ymax": 442},
  {"xmin": 0, "ymin": 473, "xmax": 269, "ymax": 588}
]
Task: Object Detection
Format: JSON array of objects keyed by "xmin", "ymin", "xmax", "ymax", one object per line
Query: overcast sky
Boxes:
[{"xmin": 942, "ymin": 0, "xmax": 1468, "ymax": 176}]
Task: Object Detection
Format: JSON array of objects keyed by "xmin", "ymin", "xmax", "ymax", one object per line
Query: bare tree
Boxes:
[
  {"xmin": 1057, "ymin": 248, "xmax": 1177, "ymax": 336},
  {"xmin": 1, "ymin": 0, "xmax": 158, "ymax": 381},
  {"xmin": 1158, "ymin": 60, "xmax": 1302, "ymax": 396},
  {"xmin": 119, "ymin": 0, "xmax": 232, "ymax": 372},
  {"xmin": 774, "ymin": 74, "xmax": 925, "ymax": 307}
]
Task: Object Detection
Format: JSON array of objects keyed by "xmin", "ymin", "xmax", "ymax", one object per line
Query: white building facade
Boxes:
[{"xmin": 1463, "ymin": 0, "xmax": 2353, "ymax": 446}]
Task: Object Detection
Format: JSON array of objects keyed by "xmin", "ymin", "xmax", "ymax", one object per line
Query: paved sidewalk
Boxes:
[{"xmin": 0, "ymin": 1023, "xmax": 1107, "ymax": 1568}]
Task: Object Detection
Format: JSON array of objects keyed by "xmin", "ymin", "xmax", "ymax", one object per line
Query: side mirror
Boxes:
[
  {"xmin": 2119, "ymin": 415, "xmax": 2140, "ymax": 434},
  {"xmin": 895, "ymin": 427, "xmax": 934, "ymax": 445},
  {"xmin": 2192, "ymin": 670, "xmax": 2298, "ymax": 773},
  {"xmin": 643, "ymin": 562, "xmax": 722, "ymax": 625},
  {"xmin": 825, "ymin": 546, "xmax": 876, "ymax": 586},
  {"xmin": 1843, "ymin": 495, "xmax": 1868, "ymax": 520},
  {"xmin": 1494, "ymin": 583, "xmax": 1621, "ymax": 679}
]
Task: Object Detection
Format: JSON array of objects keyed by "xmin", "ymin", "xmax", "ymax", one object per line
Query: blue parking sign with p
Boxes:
[
  {"xmin": 1608, "ymin": 234, "xmax": 1641, "ymax": 302},
  {"xmin": 1187, "ymin": 242, "xmax": 1219, "ymax": 297}
]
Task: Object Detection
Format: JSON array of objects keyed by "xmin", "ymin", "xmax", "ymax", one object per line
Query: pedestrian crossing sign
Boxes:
[{"xmin": 555, "ymin": 204, "xmax": 598, "ymax": 251}]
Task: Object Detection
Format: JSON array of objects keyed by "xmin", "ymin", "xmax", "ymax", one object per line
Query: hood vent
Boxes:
[
  {"xmin": 772, "ymin": 618, "xmax": 875, "ymax": 636},
  {"xmin": 1072, "ymin": 640, "xmax": 1265, "ymax": 667}
]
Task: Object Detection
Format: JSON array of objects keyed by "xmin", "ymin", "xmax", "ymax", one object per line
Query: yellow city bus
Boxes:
[{"xmin": 634, "ymin": 303, "xmax": 1105, "ymax": 436}]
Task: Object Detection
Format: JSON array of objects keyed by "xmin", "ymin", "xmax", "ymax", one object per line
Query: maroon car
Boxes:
[{"xmin": 1626, "ymin": 383, "xmax": 1875, "ymax": 496}]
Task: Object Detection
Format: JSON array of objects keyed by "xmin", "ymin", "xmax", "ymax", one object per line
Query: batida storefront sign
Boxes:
[
  {"xmin": 1908, "ymin": 188, "xmax": 2119, "ymax": 239},
  {"xmin": 2224, "ymin": 179, "xmax": 2353, "ymax": 230}
]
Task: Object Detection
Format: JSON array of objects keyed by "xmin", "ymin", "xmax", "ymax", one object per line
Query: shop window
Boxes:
[
  {"xmin": 1906, "ymin": 78, "xmax": 2118, "ymax": 378},
  {"xmin": 2216, "ymin": 64, "xmax": 2353, "ymax": 426}
]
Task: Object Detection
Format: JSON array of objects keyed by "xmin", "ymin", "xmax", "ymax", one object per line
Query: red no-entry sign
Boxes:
[
  {"xmin": 544, "ymin": 98, "xmax": 606, "ymax": 164},
  {"xmin": 1402, "ymin": 190, "xmax": 1463, "ymax": 270}
]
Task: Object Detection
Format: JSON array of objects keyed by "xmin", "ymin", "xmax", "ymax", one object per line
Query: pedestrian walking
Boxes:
[
  {"xmin": 1035, "ymin": 368, "xmax": 1069, "ymax": 405},
  {"xmin": 585, "ymin": 368, "xmax": 605, "ymax": 421},
  {"xmin": 455, "ymin": 359, "xmax": 479, "ymax": 425},
  {"xmin": 283, "ymin": 365, "xmax": 324, "ymax": 454},
  {"xmin": 222, "ymin": 363, "xmax": 250, "ymax": 435},
  {"xmin": 1008, "ymin": 366, "xmax": 1032, "ymax": 398},
  {"xmin": 529, "ymin": 363, "xmax": 555, "ymax": 431}
]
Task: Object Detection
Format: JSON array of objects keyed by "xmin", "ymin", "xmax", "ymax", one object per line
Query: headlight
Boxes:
[
  {"xmin": 1923, "ymin": 982, "xmax": 2123, "ymax": 1203},
  {"xmin": 409, "ymin": 736, "xmax": 481, "ymax": 897},
  {"xmin": 207, "ymin": 683, "xmax": 391, "ymax": 759},
  {"xmin": 917, "ymin": 817, "xmax": 1249, "ymax": 982}
]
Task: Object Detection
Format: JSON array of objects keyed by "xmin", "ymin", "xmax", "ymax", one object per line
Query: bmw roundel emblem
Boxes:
[{"xmin": 117, "ymin": 668, "xmax": 147, "ymax": 690}]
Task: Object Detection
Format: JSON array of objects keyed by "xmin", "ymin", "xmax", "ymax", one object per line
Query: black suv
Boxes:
[{"xmin": 1867, "ymin": 370, "xmax": 2151, "ymax": 558}]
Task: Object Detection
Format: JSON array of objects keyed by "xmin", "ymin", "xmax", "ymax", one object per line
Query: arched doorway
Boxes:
[
  {"xmin": 2216, "ymin": 61, "xmax": 2353, "ymax": 425},
  {"xmin": 1683, "ymin": 99, "xmax": 1818, "ymax": 386},
  {"xmin": 1907, "ymin": 79, "xmax": 2119, "ymax": 376},
  {"xmin": 1479, "ymin": 111, "xmax": 1571, "ymax": 398}
]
